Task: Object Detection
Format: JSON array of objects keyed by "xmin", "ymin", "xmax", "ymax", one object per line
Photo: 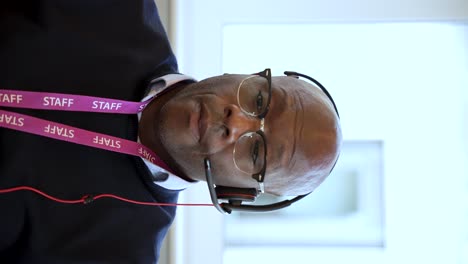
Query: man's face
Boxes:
[{"xmin": 155, "ymin": 74, "xmax": 340, "ymax": 195}]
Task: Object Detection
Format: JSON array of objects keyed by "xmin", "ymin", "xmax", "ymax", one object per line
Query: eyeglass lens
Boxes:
[
  {"xmin": 237, "ymin": 76, "xmax": 270, "ymax": 117},
  {"xmin": 233, "ymin": 132, "xmax": 266, "ymax": 174}
]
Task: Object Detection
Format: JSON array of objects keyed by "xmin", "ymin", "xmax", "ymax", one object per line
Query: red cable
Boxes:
[{"xmin": 0, "ymin": 186, "xmax": 214, "ymax": 207}]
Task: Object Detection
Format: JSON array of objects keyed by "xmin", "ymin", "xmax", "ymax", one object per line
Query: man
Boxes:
[
  {"xmin": 0, "ymin": 0, "xmax": 341, "ymax": 263},
  {"xmin": 140, "ymin": 71, "xmax": 341, "ymax": 197}
]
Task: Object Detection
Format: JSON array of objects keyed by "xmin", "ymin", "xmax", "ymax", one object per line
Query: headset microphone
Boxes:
[
  {"xmin": 204, "ymin": 158, "xmax": 309, "ymax": 214},
  {"xmin": 205, "ymin": 158, "xmax": 230, "ymax": 214}
]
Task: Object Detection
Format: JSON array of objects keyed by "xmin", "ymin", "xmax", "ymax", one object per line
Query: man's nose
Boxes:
[{"xmin": 223, "ymin": 104, "xmax": 260, "ymax": 143}]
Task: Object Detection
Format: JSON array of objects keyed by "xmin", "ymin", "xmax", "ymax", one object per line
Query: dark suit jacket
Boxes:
[{"xmin": 0, "ymin": 1, "xmax": 180, "ymax": 263}]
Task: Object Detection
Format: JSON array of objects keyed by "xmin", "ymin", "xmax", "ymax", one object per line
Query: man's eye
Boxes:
[
  {"xmin": 251, "ymin": 140, "xmax": 260, "ymax": 165},
  {"xmin": 255, "ymin": 91, "xmax": 263, "ymax": 112}
]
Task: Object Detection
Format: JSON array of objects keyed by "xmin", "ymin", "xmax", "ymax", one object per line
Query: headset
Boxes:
[{"xmin": 204, "ymin": 70, "xmax": 340, "ymax": 214}]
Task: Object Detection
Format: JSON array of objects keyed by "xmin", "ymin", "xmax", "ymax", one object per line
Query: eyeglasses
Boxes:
[{"xmin": 232, "ymin": 68, "xmax": 272, "ymax": 193}]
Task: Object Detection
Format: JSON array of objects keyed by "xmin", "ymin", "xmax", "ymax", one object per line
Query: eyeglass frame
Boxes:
[{"xmin": 233, "ymin": 68, "xmax": 273, "ymax": 194}]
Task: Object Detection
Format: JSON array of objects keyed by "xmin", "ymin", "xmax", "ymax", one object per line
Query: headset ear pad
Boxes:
[{"xmin": 215, "ymin": 186, "xmax": 258, "ymax": 203}]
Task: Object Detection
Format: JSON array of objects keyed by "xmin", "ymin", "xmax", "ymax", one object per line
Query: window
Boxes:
[
  {"xmin": 221, "ymin": 22, "xmax": 468, "ymax": 264},
  {"xmin": 225, "ymin": 141, "xmax": 385, "ymax": 247}
]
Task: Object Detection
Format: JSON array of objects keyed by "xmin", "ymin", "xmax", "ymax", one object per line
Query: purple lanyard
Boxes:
[{"xmin": 0, "ymin": 89, "xmax": 173, "ymax": 173}]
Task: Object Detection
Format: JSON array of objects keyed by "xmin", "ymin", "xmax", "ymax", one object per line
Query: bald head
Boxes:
[{"xmin": 265, "ymin": 76, "xmax": 342, "ymax": 196}]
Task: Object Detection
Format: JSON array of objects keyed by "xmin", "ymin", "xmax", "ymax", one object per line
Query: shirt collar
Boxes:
[
  {"xmin": 141, "ymin": 73, "xmax": 196, "ymax": 102},
  {"xmin": 139, "ymin": 73, "xmax": 198, "ymax": 190}
]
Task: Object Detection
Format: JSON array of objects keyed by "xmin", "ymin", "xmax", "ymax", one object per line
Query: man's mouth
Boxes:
[{"xmin": 190, "ymin": 100, "xmax": 208, "ymax": 144}]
